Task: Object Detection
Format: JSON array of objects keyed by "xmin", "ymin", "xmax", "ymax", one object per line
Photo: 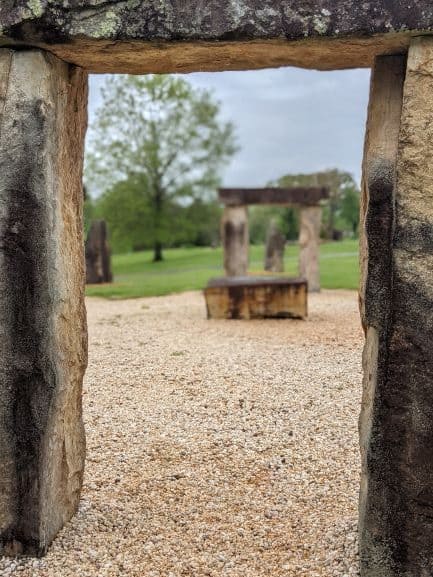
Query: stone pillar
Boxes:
[
  {"xmin": 0, "ymin": 50, "xmax": 88, "ymax": 556},
  {"xmin": 298, "ymin": 205, "xmax": 321, "ymax": 292},
  {"xmin": 264, "ymin": 220, "xmax": 285, "ymax": 272},
  {"xmin": 85, "ymin": 220, "xmax": 113, "ymax": 284},
  {"xmin": 221, "ymin": 205, "xmax": 248, "ymax": 276},
  {"xmin": 360, "ymin": 40, "xmax": 433, "ymax": 576}
]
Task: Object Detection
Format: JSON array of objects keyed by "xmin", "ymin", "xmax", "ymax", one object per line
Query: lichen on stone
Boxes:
[
  {"xmin": 27, "ymin": 0, "xmax": 44, "ymax": 18},
  {"xmin": 312, "ymin": 13, "xmax": 330, "ymax": 35},
  {"xmin": 70, "ymin": 7, "xmax": 121, "ymax": 38}
]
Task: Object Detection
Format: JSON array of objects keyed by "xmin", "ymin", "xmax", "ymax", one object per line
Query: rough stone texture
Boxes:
[
  {"xmin": 0, "ymin": 2, "xmax": 432, "ymax": 73},
  {"xmin": 0, "ymin": 49, "xmax": 88, "ymax": 556},
  {"xmin": 359, "ymin": 39, "xmax": 433, "ymax": 577},
  {"xmin": 85, "ymin": 220, "xmax": 112, "ymax": 285},
  {"xmin": 222, "ymin": 206, "xmax": 249, "ymax": 277},
  {"xmin": 205, "ymin": 276, "xmax": 307, "ymax": 319},
  {"xmin": 219, "ymin": 187, "xmax": 329, "ymax": 206},
  {"xmin": 299, "ymin": 206, "xmax": 321, "ymax": 292},
  {"xmin": 264, "ymin": 221, "xmax": 285, "ymax": 273}
]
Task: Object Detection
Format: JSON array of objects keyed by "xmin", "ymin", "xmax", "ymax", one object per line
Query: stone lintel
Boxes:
[
  {"xmin": 2, "ymin": 2, "xmax": 433, "ymax": 72},
  {"xmin": 219, "ymin": 187, "xmax": 329, "ymax": 207}
]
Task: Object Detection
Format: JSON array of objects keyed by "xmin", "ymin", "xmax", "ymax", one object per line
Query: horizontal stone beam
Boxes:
[
  {"xmin": 219, "ymin": 187, "xmax": 329, "ymax": 206},
  {"xmin": 205, "ymin": 276, "xmax": 308, "ymax": 319},
  {"xmin": 1, "ymin": 2, "xmax": 433, "ymax": 72}
]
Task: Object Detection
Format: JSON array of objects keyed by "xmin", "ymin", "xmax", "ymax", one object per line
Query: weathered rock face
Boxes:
[
  {"xmin": 1, "ymin": 1, "xmax": 433, "ymax": 72},
  {"xmin": 359, "ymin": 38, "xmax": 433, "ymax": 576},
  {"xmin": 205, "ymin": 276, "xmax": 307, "ymax": 319},
  {"xmin": 264, "ymin": 221, "xmax": 285, "ymax": 273},
  {"xmin": 85, "ymin": 220, "xmax": 113, "ymax": 285},
  {"xmin": 0, "ymin": 49, "xmax": 88, "ymax": 556},
  {"xmin": 222, "ymin": 206, "xmax": 249, "ymax": 277},
  {"xmin": 299, "ymin": 206, "xmax": 321, "ymax": 292},
  {"xmin": 219, "ymin": 187, "xmax": 328, "ymax": 206}
]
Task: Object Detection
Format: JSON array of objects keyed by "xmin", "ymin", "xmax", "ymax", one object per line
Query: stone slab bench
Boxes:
[{"xmin": 204, "ymin": 276, "xmax": 307, "ymax": 320}]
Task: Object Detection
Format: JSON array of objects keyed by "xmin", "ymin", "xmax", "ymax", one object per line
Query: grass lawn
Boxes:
[{"xmin": 85, "ymin": 239, "xmax": 359, "ymax": 299}]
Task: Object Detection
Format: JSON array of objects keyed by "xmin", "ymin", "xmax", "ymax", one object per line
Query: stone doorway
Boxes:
[{"xmin": 1, "ymin": 5, "xmax": 433, "ymax": 575}]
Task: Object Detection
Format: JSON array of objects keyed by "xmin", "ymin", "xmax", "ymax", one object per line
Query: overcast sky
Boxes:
[{"xmin": 87, "ymin": 67, "xmax": 371, "ymax": 189}]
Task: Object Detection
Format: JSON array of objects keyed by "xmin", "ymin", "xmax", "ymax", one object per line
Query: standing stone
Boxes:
[
  {"xmin": 221, "ymin": 206, "xmax": 249, "ymax": 276},
  {"xmin": 299, "ymin": 206, "xmax": 321, "ymax": 292},
  {"xmin": 264, "ymin": 220, "xmax": 285, "ymax": 273},
  {"xmin": 85, "ymin": 220, "xmax": 113, "ymax": 284},
  {"xmin": 0, "ymin": 49, "xmax": 88, "ymax": 556},
  {"xmin": 360, "ymin": 40, "xmax": 433, "ymax": 576}
]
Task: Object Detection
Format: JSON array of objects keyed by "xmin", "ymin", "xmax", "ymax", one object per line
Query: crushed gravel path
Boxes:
[{"xmin": 1, "ymin": 290, "xmax": 363, "ymax": 577}]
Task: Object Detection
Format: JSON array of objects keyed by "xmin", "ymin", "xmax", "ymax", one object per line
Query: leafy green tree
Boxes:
[
  {"xmin": 340, "ymin": 185, "xmax": 360, "ymax": 236},
  {"xmin": 271, "ymin": 169, "xmax": 359, "ymax": 239},
  {"xmin": 83, "ymin": 187, "xmax": 95, "ymax": 236},
  {"xmin": 86, "ymin": 74, "xmax": 237, "ymax": 261},
  {"xmin": 181, "ymin": 199, "xmax": 222, "ymax": 247}
]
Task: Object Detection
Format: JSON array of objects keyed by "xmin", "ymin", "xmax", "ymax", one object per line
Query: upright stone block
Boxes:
[
  {"xmin": 360, "ymin": 40, "xmax": 433, "ymax": 576},
  {"xmin": 85, "ymin": 220, "xmax": 113, "ymax": 284},
  {"xmin": 264, "ymin": 221, "xmax": 285, "ymax": 273},
  {"xmin": 299, "ymin": 206, "xmax": 321, "ymax": 292},
  {"xmin": 222, "ymin": 206, "xmax": 249, "ymax": 277},
  {"xmin": 0, "ymin": 49, "xmax": 88, "ymax": 556}
]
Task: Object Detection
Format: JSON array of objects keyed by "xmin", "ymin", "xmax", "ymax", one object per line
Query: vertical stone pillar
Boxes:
[
  {"xmin": 0, "ymin": 50, "xmax": 88, "ymax": 556},
  {"xmin": 360, "ymin": 40, "xmax": 433, "ymax": 576},
  {"xmin": 221, "ymin": 205, "xmax": 248, "ymax": 276},
  {"xmin": 298, "ymin": 205, "xmax": 321, "ymax": 292},
  {"xmin": 85, "ymin": 220, "xmax": 113, "ymax": 284},
  {"xmin": 264, "ymin": 220, "xmax": 285, "ymax": 273}
]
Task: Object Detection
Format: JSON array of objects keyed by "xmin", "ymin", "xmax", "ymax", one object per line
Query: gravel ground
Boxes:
[{"xmin": 1, "ymin": 290, "xmax": 363, "ymax": 577}]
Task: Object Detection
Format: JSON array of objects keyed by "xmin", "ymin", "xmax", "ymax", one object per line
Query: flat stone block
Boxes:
[
  {"xmin": 204, "ymin": 276, "xmax": 307, "ymax": 320},
  {"xmin": 219, "ymin": 187, "xmax": 328, "ymax": 206},
  {"xmin": 2, "ymin": 3, "xmax": 433, "ymax": 73}
]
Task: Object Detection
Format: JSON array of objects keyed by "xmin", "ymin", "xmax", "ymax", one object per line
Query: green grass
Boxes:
[{"xmin": 85, "ymin": 239, "xmax": 359, "ymax": 299}]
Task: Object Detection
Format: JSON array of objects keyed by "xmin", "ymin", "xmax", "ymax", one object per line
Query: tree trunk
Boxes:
[
  {"xmin": 153, "ymin": 241, "xmax": 163, "ymax": 262},
  {"xmin": 152, "ymin": 185, "xmax": 164, "ymax": 262}
]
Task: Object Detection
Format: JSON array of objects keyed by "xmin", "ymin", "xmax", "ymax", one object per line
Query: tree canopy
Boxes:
[{"xmin": 86, "ymin": 74, "xmax": 237, "ymax": 260}]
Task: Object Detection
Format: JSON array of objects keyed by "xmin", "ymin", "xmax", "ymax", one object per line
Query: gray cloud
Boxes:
[{"xmin": 88, "ymin": 67, "xmax": 370, "ymax": 189}]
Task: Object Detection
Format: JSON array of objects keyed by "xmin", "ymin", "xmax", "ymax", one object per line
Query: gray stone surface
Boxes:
[
  {"xmin": 85, "ymin": 220, "xmax": 113, "ymax": 285},
  {"xmin": 219, "ymin": 187, "xmax": 329, "ymax": 206},
  {"xmin": 299, "ymin": 206, "xmax": 321, "ymax": 292},
  {"xmin": 264, "ymin": 221, "xmax": 285, "ymax": 273},
  {"xmin": 360, "ymin": 39, "xmax": 433, "ymax": 576},
  {"xmin": 0, "ymin": 2, "xmax": 432, "ymax": 72},
  {"xmin": 222, "ymin": 206, "xmax": 249, "ymax": 277},
  {"xmin": 0, "ymin": 49, "xmax": 88, "ymax": 556}
]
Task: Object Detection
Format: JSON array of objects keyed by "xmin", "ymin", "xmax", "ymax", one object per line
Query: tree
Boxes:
[
  {"xmin": 340, "ymin": 185, "xmax": 360, "ymax": 236},
  {"xmin": 86, "ymin": 74, "xmax": 237, "ymax": 261},
  {"xmin": 271, "ymin": 169, "xmax": 359, "ymax": 239}
]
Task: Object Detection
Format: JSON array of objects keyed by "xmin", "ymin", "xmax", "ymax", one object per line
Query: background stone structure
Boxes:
[
  {"xmin": 219, "ymin": 187, "xmax": 328, "ymax": 291},
  {"xmin": 85, "ymin": 220, "xmax": 113, "ymax": 285}
]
